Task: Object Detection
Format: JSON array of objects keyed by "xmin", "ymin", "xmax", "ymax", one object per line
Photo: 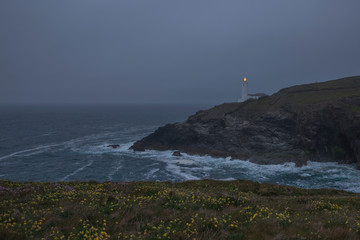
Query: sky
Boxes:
[{"xmin": 1, "ymin": 0, "xmax": 360, "ymax": 105}]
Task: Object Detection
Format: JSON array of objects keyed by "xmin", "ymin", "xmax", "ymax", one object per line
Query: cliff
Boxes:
[{"xmin": 131, "ymin": 76, "xmax": 360, "ymax": 168}]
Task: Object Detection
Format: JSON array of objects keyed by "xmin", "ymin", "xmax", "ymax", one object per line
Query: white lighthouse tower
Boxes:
[
  {"xmin": 237, "ymin": 77, "xmax": 267, "ymax": 102},
  {"xmin": 238, "ymin": 77, "xmax": 248, "ymax": 102}
]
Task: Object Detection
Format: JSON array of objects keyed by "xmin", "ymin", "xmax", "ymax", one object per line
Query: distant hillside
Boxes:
[{"xmin": 131, "ymin": 76, "xmax": 360, "ymax": 168}]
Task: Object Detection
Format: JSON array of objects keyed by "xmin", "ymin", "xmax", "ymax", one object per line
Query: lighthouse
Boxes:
[
  {"xmin": 238, "ymin": 77, "xmax": 248, "ymax": 102},
  {"xmin": 237, "ymin": 77, "xmax": 268, "ymax": 102}
]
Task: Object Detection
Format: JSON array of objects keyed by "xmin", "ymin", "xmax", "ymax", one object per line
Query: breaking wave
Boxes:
[{"xmin": 0, "ymin": 105, "xmax": 359, "ymax": 193}]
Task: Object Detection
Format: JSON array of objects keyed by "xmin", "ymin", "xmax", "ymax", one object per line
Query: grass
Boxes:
[
  {"xmin": 0, "ymin": 180, "xmax": 360, "ymax": 239},
  {"xmin": 234, "ymin": 76, "xmax": 360, "ymax": 116},
  {"xmin": 184, "ymin": 76, "xmax": 360, "ymax": 122}
]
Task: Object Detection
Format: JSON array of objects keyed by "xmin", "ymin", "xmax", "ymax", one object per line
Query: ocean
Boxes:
[{"xmin": 0, "ymin": 105, "xmax": 359, "ymax": 192}]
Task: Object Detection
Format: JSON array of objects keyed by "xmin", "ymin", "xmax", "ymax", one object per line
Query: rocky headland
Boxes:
[{"xmin": 131, "ymin": 76, "xmax": 360, "ymax": 168}]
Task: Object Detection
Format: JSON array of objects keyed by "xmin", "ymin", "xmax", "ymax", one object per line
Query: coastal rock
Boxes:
[
  {"xmin": 130, "ymin": 76, "xmax": 360, "ymax": 167},
  {"xmin": 172, "ymin": 151, "xmax": 183, "ymax": 157},
  {"xmin": 107, "ymin": 144, "xmax": 120, "ymax": 149}
]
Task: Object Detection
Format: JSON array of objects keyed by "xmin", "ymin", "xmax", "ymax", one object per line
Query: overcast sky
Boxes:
[{"xmin": 1, "ymin": 0, "xmax": 359, "ymax": 105}]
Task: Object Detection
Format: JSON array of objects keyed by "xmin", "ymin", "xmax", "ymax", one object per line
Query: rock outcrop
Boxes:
[
  {"xmin": 107, "ymin": 144, "xmax": 120, "ymax": 149},
  {"xmin": 172, "ymin": 151, "xmax": 183, "ymax": 157},
  {"xmin": 130, "ymin": 76, "xmax": 360, "ymax": 168}
]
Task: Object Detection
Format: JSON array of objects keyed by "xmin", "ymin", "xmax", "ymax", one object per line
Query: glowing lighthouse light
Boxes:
[
  {"xmin": 237, "ymin": 77, "xmax": 267, "ymax": 102},
  {"xmin": 238, "ymin": 77, "xmax": 248, "ymax": 102}
]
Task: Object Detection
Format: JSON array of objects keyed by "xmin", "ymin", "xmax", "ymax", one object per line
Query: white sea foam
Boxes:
[
  {"xmin": 60, "ymin": 160, "xmax": 94, "ymax": 181},
  {"xmin": 69, "ymin": 141, "xmax": 135, "ymax": 155},
  {"xmin": 2, "ymin": 126, "xmax": 359, "ymax": 192},
  {"xmin": 145, "ymin": 168, "xmax": 160, "ymax": 179},
  {"xmin": 32, "ymin": 132, "xmax": 56, "ymax": 138},
  {"xmin": 57, "ymin": 128, "xmax": 139, "ymax": 155},
  {"xmin": 0, "ymin": 144, "xmax": 60, "ymax": 162},
  {"xmin": 108, "ymin": 142, "xmax": 134, "ymax": 152},
  {"xmin": 71, "ymin": 125, "xmax": 157, "ymax": 144},
  {"xmin": 165, "ymin": 161, "xmax": 200, "ymax": 180},
  {"xmin": 219, "ymin": 177, "xmax": 236, "ymax": 181},
  {"xmin": 107, "ymin": 161, "xmax": 123, "ymax": 181},
  {"xmin": 172, "ymin": 159, "xmax": 196, "ymax": 165},
  {"xmin": 133, "ymin": 149, "xmax": 360, "ymax": 192},
  {"xmin": 18, "ymin": 150, "xmax": 49, "ymax": 157}
]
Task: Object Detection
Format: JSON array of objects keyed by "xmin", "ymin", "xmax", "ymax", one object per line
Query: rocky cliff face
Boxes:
[{"xmin": 130, "ymin": 76, "xmax": 360, "ymax": 168}]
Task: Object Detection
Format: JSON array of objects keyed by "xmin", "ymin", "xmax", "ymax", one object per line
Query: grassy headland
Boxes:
[
  {"xmin": 1, "ymin": 180, "xmax": 360, "ymax": 239},
  {"xmin": 131, "ymin": 76, "xmax": 360, "ymax": 167}
]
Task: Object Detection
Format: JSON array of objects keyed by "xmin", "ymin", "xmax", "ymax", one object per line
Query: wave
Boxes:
[
  {"xmin": 107, "ymin": 160, "xmax": 123, "ymax": 181},
  {"xmin": 2, "ymin": 127, "xmax": 359, "ymax": 193},
  {"xmin": 131, "ymin": 149, "xmax": 360, "ymax": 192},
  {"xmin": 60, "ymin": 160, "xmax": 94, "ymax": 181},
  {"xmin": 0, "ymin": 126, "xmax": 142, "ymax": 164},
  {"xmin": 31, "ymin": 132, "xmax": 56, "ymax": 138},
  {"xmin": 145, "ymin": 168, "xmax": 160, "ymax": 180},
  {"xmin": 0, "ymin": 144, "xmax": 61, "ymax": 162},
  {"xmin": 68, "ymin": 141, "xmax": 135, "ymax": 155},
  {"xmin": 58, "ymin": 126, "xmax": 156, "ymax": 155}
]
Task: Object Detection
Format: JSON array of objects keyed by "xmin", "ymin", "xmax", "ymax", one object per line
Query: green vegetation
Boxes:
[{"xmin": 1, "ymin": 180, "xmax": 360, "ymax": 239}]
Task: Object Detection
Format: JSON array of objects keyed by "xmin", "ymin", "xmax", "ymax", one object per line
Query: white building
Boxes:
[
  {"xmin": 238, "ymin": 77, "xmax": 248, "ymax": 102},
  {"xmin": 238, "ymin": 77, "xmax": 267, "ymax": 102}
]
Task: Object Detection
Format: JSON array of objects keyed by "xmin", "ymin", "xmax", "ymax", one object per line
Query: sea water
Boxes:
[{"xmin": 0, "ymin": 105, "xmax": 359, "ymax": 193}]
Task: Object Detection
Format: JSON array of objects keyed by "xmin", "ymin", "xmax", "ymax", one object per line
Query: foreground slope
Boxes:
[
  {"xmin": 1, "ymin": 180, "xmax": 360, "ymax": 239},
  {"xmin": 131, "ymin": 76, "xmax": 360, "ymax": 168}
]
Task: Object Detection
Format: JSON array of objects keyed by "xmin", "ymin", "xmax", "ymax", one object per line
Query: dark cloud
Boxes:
[{"xmin": 1, "ymin": 0, "xmax": 359, "ymax": 104}]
